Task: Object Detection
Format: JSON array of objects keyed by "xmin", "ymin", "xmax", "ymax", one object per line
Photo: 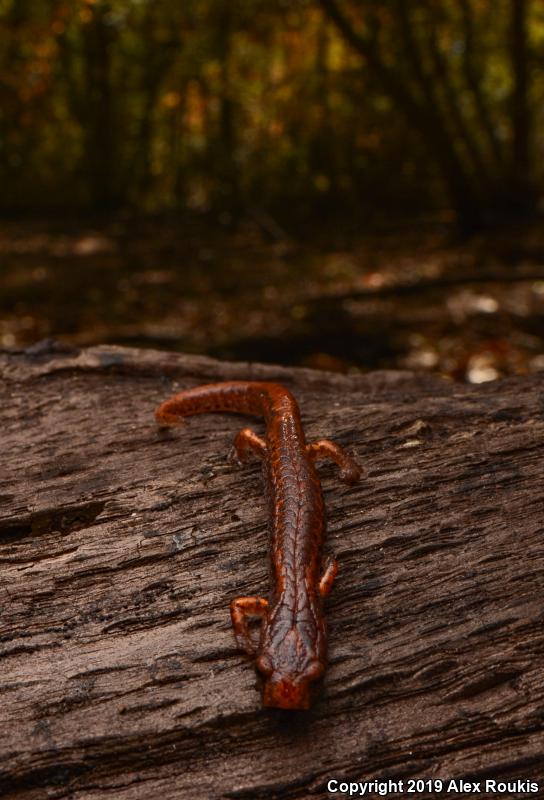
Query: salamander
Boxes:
[{"xmin": 155, "ymin": 381, "xmax": 361, "ymax": 709}]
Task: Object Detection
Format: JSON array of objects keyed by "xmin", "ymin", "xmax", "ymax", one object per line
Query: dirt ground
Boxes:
[{"xmin": 2, "ymin": 214, "xmax": 544, "ymax": 383}]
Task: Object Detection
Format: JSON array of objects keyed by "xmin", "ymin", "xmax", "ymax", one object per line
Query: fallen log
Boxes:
[{"xmin": 1, "ymin": 343, "xmax": 543, "ymax": 799}]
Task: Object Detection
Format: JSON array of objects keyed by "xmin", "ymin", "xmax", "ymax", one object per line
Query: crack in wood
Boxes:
[{"xmin": 0, "ymin": 501, "xmax": 105, "ymax": 544}]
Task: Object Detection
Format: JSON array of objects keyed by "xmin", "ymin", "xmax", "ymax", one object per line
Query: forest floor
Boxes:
[{"xmin": 2, "ymin": 213, "xmax": 544, "ymax": 383}]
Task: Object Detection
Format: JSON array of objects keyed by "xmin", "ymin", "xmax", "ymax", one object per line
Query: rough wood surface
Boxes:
[{"xmin": 1, "ymin": 343, "xmax": 543, "ymax": 799}]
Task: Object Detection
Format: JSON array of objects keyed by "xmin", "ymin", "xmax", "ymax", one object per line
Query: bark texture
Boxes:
[{"xmin": 1, "ymin": 343, "xmax": 543, "ymax": 799}]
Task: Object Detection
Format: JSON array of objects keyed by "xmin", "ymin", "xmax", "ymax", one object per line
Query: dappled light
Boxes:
[{"xmin": 2, "ymin": 216, "xmax": 544, "ymax": 382}]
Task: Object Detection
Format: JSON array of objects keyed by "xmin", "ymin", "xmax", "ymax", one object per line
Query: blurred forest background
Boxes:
[{"xmin": 2, "ymin": 0, "xmax": 544, "ymax": 382}]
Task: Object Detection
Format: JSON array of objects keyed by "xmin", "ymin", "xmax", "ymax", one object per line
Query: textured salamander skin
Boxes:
[{"xmin": 155, "ymin": 382, "xmax": 361, "ymax": 710}]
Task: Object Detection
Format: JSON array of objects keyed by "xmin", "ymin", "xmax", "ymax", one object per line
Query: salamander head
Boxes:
[{"xmin": 257, "ymin": 657, "xmax": 324, "ymax": 710}]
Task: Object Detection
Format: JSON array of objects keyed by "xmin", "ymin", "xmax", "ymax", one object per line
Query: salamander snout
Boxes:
[
  {"xmin": 262, "ymin": 674, "xmax": 312, "ymax": 710},
  {"xmin": 261, "ymin": 661, "xmax": 324, "ymax": 710}
]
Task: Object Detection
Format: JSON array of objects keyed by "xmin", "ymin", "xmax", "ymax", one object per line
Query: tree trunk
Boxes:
[
  {"xmin": 82, "ymin": 2, "xmax": 117, "ymax": 212},
  {"xmin": 215, "ymin": 3, "xmax": 239, "ymax": 213},
  {"xmin": 508, "ymin": 0, "xmax": 535, "ymax": 217},
  {"xmin": 1, "ymin": 344, "xmax": 543, "ymax": 799}
]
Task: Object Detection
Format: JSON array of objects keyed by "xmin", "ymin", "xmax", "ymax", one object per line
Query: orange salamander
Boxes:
[{"xmin": 155, "ymin": 381, "xmax": 361, "ymax": 709}]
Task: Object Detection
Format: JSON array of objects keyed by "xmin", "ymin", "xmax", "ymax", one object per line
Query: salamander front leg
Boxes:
[
  {"xmin": 307, "ymin": 440, "xmax": 362, "ymax": 484},
  {"xmin": 228, "ymin": 428, "xmax": 267, "ymax": 466},
  {"xmin": 230, "ymin": 596, "xmax": 269, "ymax": 656}
]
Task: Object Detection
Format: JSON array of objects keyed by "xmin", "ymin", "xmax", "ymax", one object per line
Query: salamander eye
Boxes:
[{"xmin": 256, "ymin": 655, "xmax": 273, "ymax": 677}]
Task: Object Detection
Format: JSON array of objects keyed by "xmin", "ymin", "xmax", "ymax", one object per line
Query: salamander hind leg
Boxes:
[
  {"xmin": 307, "ymin": 439, "xmax": 362, "ymax": 484},
  {"xmin": 228, "ymin": 428, "xmax": 267, "ymax": 466},
  {"xmin": 319, "ymin": 557, "xmax": 338, "ymax": 598},
  {"xmin": 230, "ymin": 596, "xmax": 269, "ymax": 656}
]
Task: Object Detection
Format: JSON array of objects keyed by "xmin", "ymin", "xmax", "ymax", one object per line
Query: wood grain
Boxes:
[{"xmin": 1, "ymin": 343, "xmax": 543, "ymax": 799}]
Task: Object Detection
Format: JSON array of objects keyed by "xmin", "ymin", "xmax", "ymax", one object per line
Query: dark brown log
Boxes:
[{"xmin": 1, "ymin": 343, "xmax": 543, "ymax": 799}]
